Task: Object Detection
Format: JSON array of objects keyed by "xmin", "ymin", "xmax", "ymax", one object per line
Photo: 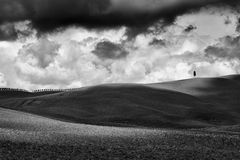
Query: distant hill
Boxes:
[{"xmin": 1, "ymin": 75, "xmax": 240, "ymax": 129}]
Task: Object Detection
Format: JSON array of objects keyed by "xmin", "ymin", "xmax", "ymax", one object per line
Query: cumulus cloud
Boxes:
[
  {"xmin": 92, "ymin": 41, "xmax": 129, "ymax": 60},
  {"xmin": 0, "ymin": 73, "xmax": 7, "ymax": 87},
  {"xmin": 17, "ymin": 38, "xmax": 60, "ymax": 68},
  {"xmin": 194, "ymin": 60, "xmax": 238, "ymax": 77},
  {"xmin": 175, "ymin": 6, "xmax": 239, "ymax": 40},
  {"xmin": 205, "ymin": 36, "xmax": 240, "ymax": 60},
  {"xmin": 14, "ymin": 37, "xmax": 110, "ymax": 89}
]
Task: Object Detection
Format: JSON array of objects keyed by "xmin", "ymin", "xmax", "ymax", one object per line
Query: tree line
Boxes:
[
  {"xmin": 0, "ymin": 88, "xmax": 78, "ymax": 93},
  {"xmin": 33, "ymin": 88, "xmax": 78, "ymax": 92},
  {"xmin": 0, "ymin": 88, "xmax": 29, "ymax": 92}
]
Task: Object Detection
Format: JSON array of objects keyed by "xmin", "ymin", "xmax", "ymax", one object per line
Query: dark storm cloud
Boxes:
[
  {"xmin": 0, "ymin": 22, "xmax": 33, "ymax": 41},
  {"xmin": 224, "ymin": 16, "xmax": 232, "ymax": 25},
  {"xmin": 236, "ymin": 18, "xmax": 240, "ymax": 33},
  {"xmin": 205, "ymin": 36, "xmax": 240, "ymax": 60},
  {"xmin": 149, "ymin": 38, "xmax": 166, "ymax": 47},
  {"xmin": 0, "ymin": 23, "xmax": 18, "ymax": 41},
  {"xmin": 92, "ymin": 41, "xmax": 129, "ymax": 60},
  {"xmin": 125, "ymin": 27, "xmax": 150, "ymax": 40},
  {"xmin": 0, "ymin": 0, "xmax": 111, "ymax": 32},
  {"xmin": 184, "ymin": 25, "xmax": 197, "ymax": 33},
  {"xmin": 0, "ymin": 0, "xmax": 239, "ymax": 35}
]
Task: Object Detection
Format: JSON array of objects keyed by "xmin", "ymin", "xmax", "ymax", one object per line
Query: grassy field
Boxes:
[
  {"xmin": 0, "ymin": 107, "xmax": 240, "ymax": 160},
  {"xmin": 1, "ymin": 75, "xmax": 240, "ymax": 159}
]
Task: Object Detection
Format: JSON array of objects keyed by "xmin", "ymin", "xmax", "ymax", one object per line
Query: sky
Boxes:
[{"xmin": 0, "ymin": 0, "xmax": 240, "ymax": 90}]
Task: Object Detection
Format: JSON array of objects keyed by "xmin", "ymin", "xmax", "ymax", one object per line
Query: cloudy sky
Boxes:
[{"xmin": 0, "ymin": 0, "xmax": 240, "ymax": 90}]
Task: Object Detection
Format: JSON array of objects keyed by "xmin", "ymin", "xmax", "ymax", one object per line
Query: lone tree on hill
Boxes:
[{"xmin": 193, "ymin": 71, "xmax": 197, "ymax": 77}]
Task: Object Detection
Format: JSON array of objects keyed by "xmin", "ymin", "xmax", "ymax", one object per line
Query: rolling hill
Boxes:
[{"xmin": 1, "ymin": 75, "xmax": 240, "ymax": 129}]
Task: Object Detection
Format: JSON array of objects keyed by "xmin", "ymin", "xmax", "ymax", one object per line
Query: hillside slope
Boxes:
[
  {"xmin": 1, "ymin": 75, "xmax": 240, "ymax": 128},
  {"xmin": 1, "ymin": 107, "xmax": 240, "ymax": 160}
]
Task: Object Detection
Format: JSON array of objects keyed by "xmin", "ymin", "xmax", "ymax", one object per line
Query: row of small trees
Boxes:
[
  {"xmin": 0, "ymin": 88, "xmax": 79, "ymax": 93},
  {"xmin": 0, "ymin": 88, "xmax": 29, "ymax": 92},
  {"xmin": 33, "ymin": 89, "xmax": 64, "ymax": 92},
  {"xmin": 33, "ymin": 88, "xmax": 78, "ymax": 92}
]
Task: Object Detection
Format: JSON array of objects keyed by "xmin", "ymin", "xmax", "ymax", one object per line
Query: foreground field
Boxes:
[
  {"xmin": 0, "ymin": 107, "xmax": 240, "ymax": 160},
  {"xmin": 1, "ymin": 133, "xmax": 240, "ymax": 160}
]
